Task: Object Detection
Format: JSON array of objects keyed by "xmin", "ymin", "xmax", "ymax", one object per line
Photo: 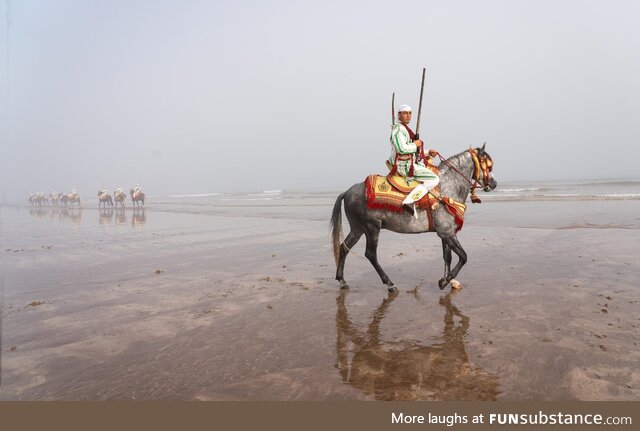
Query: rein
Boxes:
[
  {"xmin": 434, "ymin": 149, "xmax": 487, "ymax": 204},
  {"xmin": 434, "ymin": 151, "xmax": 478, "ymax": 188}
]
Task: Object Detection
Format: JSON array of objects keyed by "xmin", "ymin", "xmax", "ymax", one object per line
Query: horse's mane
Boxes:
[
  {"xmin": 434, "ymin": 148, "xmax": 478, "ymax": 200},
  {"xmin": 436, "ymin": 149, "xmax": 472, "ymax": 176}
]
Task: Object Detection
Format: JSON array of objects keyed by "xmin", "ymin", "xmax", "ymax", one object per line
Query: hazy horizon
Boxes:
[{"xmin": 2, "ymin": 0, "xmax": 639, "ymax": 200}]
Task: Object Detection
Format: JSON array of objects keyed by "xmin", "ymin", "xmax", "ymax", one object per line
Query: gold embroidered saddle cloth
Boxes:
[
  {"xmin": 364, "ymin": 174, "xmax": 440, "ymax": 213},
  {"xmin": 364, "ymin": 174, "xmax": 467, "ymax": 233}
]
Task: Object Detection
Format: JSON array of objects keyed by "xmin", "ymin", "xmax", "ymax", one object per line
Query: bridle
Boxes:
[{"xmin": 432, "ymin": 147, "xmax": 493, "ymax": 204}]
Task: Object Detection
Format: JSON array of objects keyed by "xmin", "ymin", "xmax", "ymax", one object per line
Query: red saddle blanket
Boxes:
[{"xmin": 364, "ymin": 174, "xmax": 467, "ymax": 232}]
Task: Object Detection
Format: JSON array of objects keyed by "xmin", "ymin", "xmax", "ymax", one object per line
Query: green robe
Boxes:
[{"xmin": 388, "ymin": 122, "xmax": 439, "ymax": 187}]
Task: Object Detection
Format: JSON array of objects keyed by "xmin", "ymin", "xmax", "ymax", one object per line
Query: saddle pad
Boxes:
[
  {"xmin": 364, "ymin": 174, "xmax": 466, "ymax": 232},
  {"xmin": 364, "ymin": 175, "xmax": 440, "ymax": 213},
  {"xmin": 365, "ymin": 175, "xmax": 406, "ymax": 213}
]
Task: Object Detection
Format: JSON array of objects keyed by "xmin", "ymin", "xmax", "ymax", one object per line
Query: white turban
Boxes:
[{"xmin": 398, "ymin": 104, "xmax": 412, "ymax": 112}]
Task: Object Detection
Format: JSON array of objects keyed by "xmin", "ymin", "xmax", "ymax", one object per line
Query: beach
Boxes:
[{"xmin": 1, "ymin": 183, "xmax": 639, "ymax": 400}]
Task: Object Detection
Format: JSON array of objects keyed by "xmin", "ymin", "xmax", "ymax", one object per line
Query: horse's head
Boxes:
[{"xmin": 474, "ymin": 143, "xmax": 497, "ymax": 192}]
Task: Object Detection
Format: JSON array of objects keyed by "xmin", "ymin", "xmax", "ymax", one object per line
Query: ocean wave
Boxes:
[
  {"xmin": 563, "ymin": 180, "xmax": 640, "ymax": 187},
  {"xmin": 495, "ymin": 187, "xmax": 543, "ymax": 192},
  {"xmin": 167, "ymin": 193, "xmax": 222, "ymax": 198},
  {"xmin": 218, "ymin": 197, "xmax": 281, "ymax": 201},
  {"xmin": 247, "ymin": 189, "xmax": 283, "ymax": 197},
  {"xmin": 540, "ymin": 193, "xmax": 640, "ymax": 198},
  {"xmin": 483, "ymin": 192, "xmax": 640, "ymax": 201},
  {"xmin": 593, "ymin": 193, "xmax": 640, "ymax": 198}
]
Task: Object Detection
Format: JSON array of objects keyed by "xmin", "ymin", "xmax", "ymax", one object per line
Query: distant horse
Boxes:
[
  {"xmin": 49, "ymin": 193, "xmax": 60, "ymax": 207},
  {"xmin": 31, "ymin": 193, "xmax": 48, "ymax": 207},
  {"xmin": 330, "ymin": 145, "xmax": 496, "ymax": 292},
  {"xmin": 97, "ymin": 191, "xmax": 114, "ymax": 208},
  {"xmin": 130, "ymin": 189, "xmax": 145, "ymax": 207},
  {"xmin": 66, "ymin": 193, "xmax": 82, "ymax": 207},
  {"xmin": 114, "ymin": 190, "xmax": 126, "ymax": 208}
]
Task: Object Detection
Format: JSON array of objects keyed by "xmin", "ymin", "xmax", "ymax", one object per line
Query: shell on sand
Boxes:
[{"xmin": 450, "ymin": 279, "xmax": 462, "ymax": 289}]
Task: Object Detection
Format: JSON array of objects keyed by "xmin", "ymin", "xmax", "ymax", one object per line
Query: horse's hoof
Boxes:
[
  {"xmin": 385, "ymin": 280, "xmax": 397, "ymax": 292},
  {"xmin": 450, "ymin": 279, "xmax": 462, "ymax": 289},
  {"xmin": 438, "ymin": 278, "xmax": 448, "ymax": 290},
  {"xmin": 388, "ymin": 286, "xmax": 398, "ymax": 293},
  {"xmin": 338, "ymin": 280, "xmax": 349, "ymax": 290}
]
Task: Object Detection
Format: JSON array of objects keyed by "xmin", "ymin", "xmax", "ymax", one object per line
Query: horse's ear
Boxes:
[{"xmin": 481, "ymin": 142, "xmax": 486, "ymax": 152}]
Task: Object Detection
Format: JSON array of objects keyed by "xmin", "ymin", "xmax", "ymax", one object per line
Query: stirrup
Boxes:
[{"xmin": 402, "ymin": 203, "xmax": 419, "ymax": 218}]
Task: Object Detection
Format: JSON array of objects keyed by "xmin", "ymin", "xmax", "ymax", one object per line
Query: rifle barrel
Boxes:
[
  {"xmin": 415, "ymin": 68, "xmax": 426, "ymax": 138},
  {"xmin": 391, "ymin": 92, "xmax": 395, "ymax": 128}
]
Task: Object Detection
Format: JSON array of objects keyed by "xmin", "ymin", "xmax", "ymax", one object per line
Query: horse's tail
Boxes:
[{"xmin": 330, "ymin": 192, "xmax": 346, "ymax": 267}]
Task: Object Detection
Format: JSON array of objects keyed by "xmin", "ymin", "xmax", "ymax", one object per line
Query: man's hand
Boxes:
[
  {"xmin": 414, "ymin": 139, "xmax": 423, "ymax": 147},
  {"xmin": 428, "ymin": 149, "xmax": 438, "ymax": 157}
]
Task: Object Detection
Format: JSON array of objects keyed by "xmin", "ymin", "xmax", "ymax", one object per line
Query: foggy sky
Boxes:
[{"xmin": 1, "ymin": 0, "xmax": 639, "ymax": 199}]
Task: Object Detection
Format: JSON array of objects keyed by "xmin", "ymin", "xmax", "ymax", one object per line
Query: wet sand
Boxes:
[{"xmin": 1, "ymin": 199, "xmax": 639, "ymax": 400}]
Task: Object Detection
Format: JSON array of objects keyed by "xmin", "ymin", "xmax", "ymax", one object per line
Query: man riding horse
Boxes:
[
  {"xmin": 390, "ymin": 104, "xmax": 441, "ymax": 213},
  {"xmin": 330, "ymin": 73, "xmax": 497, "ymax": 292}
]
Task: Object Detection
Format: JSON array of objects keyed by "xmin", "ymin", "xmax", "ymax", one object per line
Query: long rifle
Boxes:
[
  {"xmin": 414, "ymin": 68, "xmax": 426, "ymax": 162},
  {"xmin": 415, "ymin": 68, "xmax": 426, "ymax": 140},
  {"xmin": 391, "ymin": 92, "xmax": 395, "ymax": 128}
]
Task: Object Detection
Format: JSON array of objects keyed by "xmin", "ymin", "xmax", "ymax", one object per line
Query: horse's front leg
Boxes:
[
  {"xmin": 438, "ymin": 235, "xmax": 467, "ymax": 290},
  {"xmin": 441, "ymin": 238, "xmax": 452, "ymax": 281},
  {"xmin": 364, "ymin": 223, "xmax": 397, "ymax": 292}
]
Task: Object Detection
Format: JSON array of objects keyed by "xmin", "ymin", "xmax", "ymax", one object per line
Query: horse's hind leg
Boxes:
[
  {"xmin": 364, "ymin": 223, "xmax": 397, "ymax": 292},
  {"xmin": 438, "ymin": 235, "xmax": 467, "ymax": 290},
  {"xmin": 336, "ymin": 229, "xmax": 363, "ymax": 289}
]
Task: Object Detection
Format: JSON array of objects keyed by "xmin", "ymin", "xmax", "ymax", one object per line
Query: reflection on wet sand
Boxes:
[
  {"xmin": 99, "ymin": 208, "xmax": 114, "ymax": 224},
  {"xmin": 29, "ymin": 207, "xmax": 83, "ymax": 226},
  {"xmin": 29, "ymin": 207, "xmax": 48, "ymax": 219},
  {"xmin": 131, "ymin": 208, "xmax": 146, "ymax": 226},
  {"xmin": 115, "ymin": 208, "xmax": 126, "ymax": 225},
  {"xmin": 336, "ymin": 291, "xmax": 499, "ymax": 400},
  {"xmin": 65, "ymin": 208, "xmax": 83, "ymax": 226},
  {"xmin": 24, "ymin": 206, "xmax": 147, "ymax": 227}
]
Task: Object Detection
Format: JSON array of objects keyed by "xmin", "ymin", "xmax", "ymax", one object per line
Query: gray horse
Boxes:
[{"xmin": 330, "ymin": 144, "xmax": 497, "ymax": 292}]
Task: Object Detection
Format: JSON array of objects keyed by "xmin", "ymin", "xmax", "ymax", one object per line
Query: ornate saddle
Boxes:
[
  {"xmin": 364, "ymin": 172, "xmax": 467, "ymax": 233},
  {"xmin": 365, "ymin": 174, "xmax": 440, "ymax": 213}
]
